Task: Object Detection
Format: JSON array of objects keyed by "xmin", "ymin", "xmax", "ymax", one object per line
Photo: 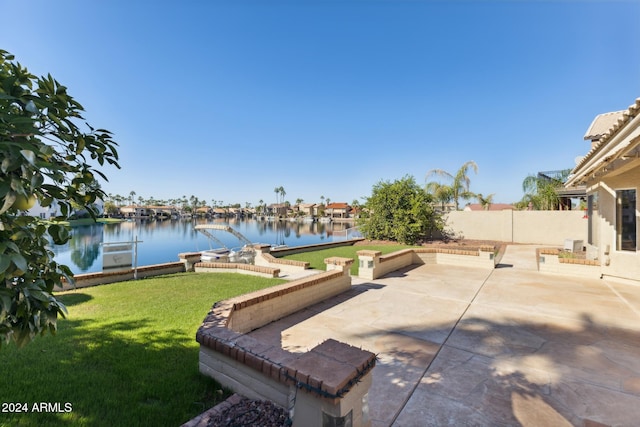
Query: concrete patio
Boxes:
[{"xmin": 248, "ymin": 244, "xmax": 640, "ymax": 426}]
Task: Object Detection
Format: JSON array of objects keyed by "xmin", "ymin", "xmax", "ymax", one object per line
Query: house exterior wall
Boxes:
[
  {"xmin": 27, "ymin": 199, "xmax": 102, "ymax": 219},
  {"xmin": 565, "ymin": 99, "xmax": 640, "ymax": 284},
  {"xmin": 298, "ymin": 204, "xmax": 317, "ymax": 216},
  {"xmin": 588, "ymin": 165, "xmax": 640, "ymax": 282}
]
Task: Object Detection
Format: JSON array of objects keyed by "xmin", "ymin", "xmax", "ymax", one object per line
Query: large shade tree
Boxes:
[
  {"xmin": 357, "ymin": 175, "xmax": 442, "ymax": 245},
  {"xmin": 0, "ymin": 50, "xmax": 120, "ymax": 347},
  {"xmin": 426, "ymin": 160, "xmax": 478, "ymax": 210}
]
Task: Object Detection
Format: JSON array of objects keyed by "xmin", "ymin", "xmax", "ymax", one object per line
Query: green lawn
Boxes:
[
  {"xmin": 55, "ymin": 218, "xmax": 124, "ymax": 226},
  {"xmin": 283, "ymin": 244, "xmax": 415, "ymax": 275},
  {"xmin": 0, "ymin": 273, "xmax": 285, "ymax": 427}
]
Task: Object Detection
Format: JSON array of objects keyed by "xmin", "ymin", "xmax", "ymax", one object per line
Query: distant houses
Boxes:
[
  {"xmin": 260, "ymin": 202, "xmax": 357, "ymax": 220},
  {"xmin": 119, "ymin": 205, "xmax": 179, "ymax": 218},
  {"xmin": 27, "ymin": 199, "xmax": 105, "ymax": 219},
  {"xmin": 463, "ymin": 203, "xmax": 515, "ymax": 212}
]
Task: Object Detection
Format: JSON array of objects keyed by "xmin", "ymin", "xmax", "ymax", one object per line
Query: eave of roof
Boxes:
[
  {"xmin": 567, "ymin": 98, "xmax": 640, "ymax": 187},
  {"xmin": 583, "ymin": 110, "xmax": 625, "ymax": 141}
]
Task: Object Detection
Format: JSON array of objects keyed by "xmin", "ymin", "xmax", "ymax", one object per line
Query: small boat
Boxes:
[
  {"xmin": 194, "ymin": 224, "xmax": 256, "ymax": 264},
  {"xmin": 200, "ymin": 248, "xmax": 231, "ymax": 263}
]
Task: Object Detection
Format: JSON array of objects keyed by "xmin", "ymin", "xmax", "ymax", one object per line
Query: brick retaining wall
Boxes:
[
  {"xmin": 357, "ymin": 246, "xmax": 496, "ymax": 280},
  {"xmin": 537, "ymin": 248, "xmax": 601, "ymax": 278},
  {"xmin": 56, "ymin": 262, "xmax": 186, "ymax": 290},
  {"xmin": 195, "ymin": 262, "xmax": 280, "ymax": 278},
  {"xmin": 196, "ymin": 257, "xmax": 374, "ymax": 426}
]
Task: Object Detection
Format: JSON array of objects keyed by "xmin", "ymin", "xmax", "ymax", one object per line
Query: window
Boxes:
[{"xmin": 616, "ymin": 189, "xmax": 637, "ymax": 251}]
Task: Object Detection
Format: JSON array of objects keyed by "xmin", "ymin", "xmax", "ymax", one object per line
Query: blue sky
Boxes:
[{"xmin": 2, "ymin": 0, "xmax": 639, "ymax": 207}]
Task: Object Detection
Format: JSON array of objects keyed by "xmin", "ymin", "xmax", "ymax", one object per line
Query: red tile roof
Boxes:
[{"xmin": 325, "ymin": 202, "xmax": 349, "ymax": 209}]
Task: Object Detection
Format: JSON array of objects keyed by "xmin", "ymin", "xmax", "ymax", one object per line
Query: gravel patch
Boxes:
[{"xmin": 206, "ymin": 396, "xmax": 290, "ymax": 427}]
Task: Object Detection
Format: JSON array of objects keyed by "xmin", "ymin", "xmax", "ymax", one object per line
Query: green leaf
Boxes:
[
  {"xmin": 30, "ymin": 172, "xmax": 44, "ymax": 188},
  {"xmin": 20, "ymin": 149, "xmax": 36, "ymax": 165},
  {"xmin": 48, "ymin": 223, "xmax": 71, "ymax": 245},
  {"xmin": 1, "ymin": 157, "xmax": 11, "ymax": 174},
  {"xmin": 76, "ymin": 136, "xmax": 85, "ymax": 153},
  {"xmin": 0, "ymin": 254, "xmax": 10, "ymax": 273},
  {"xmin": 0, "ymin": 289, "xmax": 12, "ymax": 315},
  {"xmin": 9, "ymin": 252, "xmax": 28, "ymax": 272},
  {"xmin": 0, "ymin": 193, "xmax": 16, "ymax": 215}
]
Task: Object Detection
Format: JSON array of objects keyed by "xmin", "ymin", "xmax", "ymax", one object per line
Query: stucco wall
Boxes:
[
  {"xmin": 591, "ymin": 166, "xmax": 640, "ymax": 282},
  {"xmin": 357, "ymin": 247, "xmax": 495, "ymax": 280},
  {"xmin": 227, "ymin": 270, "xmax": 350, "ymax": 334},
  {"xmin": 445, "ymin": 210, "xmax": 587, "ymax": 245}
]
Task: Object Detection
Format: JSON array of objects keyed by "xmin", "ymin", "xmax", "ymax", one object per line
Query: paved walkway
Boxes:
[{"xmin": 249, "ymin": 245, "xmax": 640, "ymax": 426}]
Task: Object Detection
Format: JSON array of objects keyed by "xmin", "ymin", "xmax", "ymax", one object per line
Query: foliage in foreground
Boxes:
[
  {"xmin": 0, "ymin": 273, "xmax": 284, "ymax": 427},
  {"xmin": 357, "ymin": 175, "xmax": 443, "ymax": 245},
  {"xmin": 0, "ymin": 50, "xmax": 120, "ymax": 347}
]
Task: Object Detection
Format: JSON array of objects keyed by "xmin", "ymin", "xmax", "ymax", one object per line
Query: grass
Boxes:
[
  {"xmin": 53, "ymin": 218, "xmax": 125, "ymax": 226},
  {"xmin": 0, "ymin": 272, "xmax": 285, "ymax": 427},
  {"xmin": 283, "ymin": 244, "xmax": 415, "ymax": 275}
]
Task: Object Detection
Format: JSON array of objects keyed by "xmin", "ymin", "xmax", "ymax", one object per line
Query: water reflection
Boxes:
[
  {"xmin": 51, "ymin": 218, "xmax": 355, "ymax": 274},
  {"xmin": 69, "ymin": 225, "xmax": 103, "ymax": 270}
]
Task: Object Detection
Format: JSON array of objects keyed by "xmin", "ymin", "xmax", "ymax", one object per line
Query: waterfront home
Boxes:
[
  {"xmin": 296, "ymin": 203, "xmax": 319, "ymax": 217},
  {"xmin": 119, "ymin": 205, "xmax": 152, "ymax": 218},
  {"xmin": 325, "ymin": 202, "xmax": 351, "ymax": 219},
  {"xmin": 565, "ymin": 97, "xmax": 640, "ymax": 283},
  {"xmin": 146, "ymin": 205, "xmax": 180, "ymax": 218},
  {"xmin": 27, "ymin": 198, "xmax": 104, "ymax": 219},
  {"xmin": 266, "ymin": 203, "xmax": 288, "ymax": 217}
]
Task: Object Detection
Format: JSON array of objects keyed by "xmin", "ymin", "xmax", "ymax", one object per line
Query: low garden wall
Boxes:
[
  {"xmin": 56, "ymin": 250, "xmax": 284, "ymax": 291},
  {"xmin": 253, "ymin": 245, "xmax": 310, "ymax": 275},
  {"xmin": 56, "ymin": 261, "xmax": 186, "ymax": 290},
  {"xmin": 537, "ymin": 248, "xmax": 601, "ymax": 279},
  {"xmin": 196, "ymin": 257, "xmax": 376, "ymax": 427},
  {"xmin": 194, "ymin": 262, "xmax": 280, "ymax": 278},
  {"xmin": 357, "ymin": 246, "xmax": 497, "ymax": 280}
]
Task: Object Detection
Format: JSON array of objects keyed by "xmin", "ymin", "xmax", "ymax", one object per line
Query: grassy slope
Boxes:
[
  {"xmin": 0, "ymin": 273, "xmax": 284, "ymax": 427},
  {"xmin": 283, "ymin": 244, "xmax": 415, "ymax": 275}
]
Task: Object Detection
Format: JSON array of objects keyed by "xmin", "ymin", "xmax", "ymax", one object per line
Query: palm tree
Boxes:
[
  {"xmin": 129, "ymin": 191, "xmax": 136, "ymax": 205},
  {"xmin": 426, "ymin": 160, "xmax": 478, "ymax": 210},
  {"xmin": 520, "ymin": 170, "xmax": 571, "ymax": 210},
  {"xmin": 274, "ymin": 187, "xmax": 280, "ymax": 205},
  {"xmin": 425, "ymin": 181, "xmax": 454, "ymax": 211},
  {"xmin": 279, "ymin": 187, "xmax": 286, "ymax": 204},
  {"xmin": 351, "ymin": 199, "xmax": 361, "ymax": 218},
  {"xmin": 476, "ymin": 193, "xmax": 495, "ymax": 210}
]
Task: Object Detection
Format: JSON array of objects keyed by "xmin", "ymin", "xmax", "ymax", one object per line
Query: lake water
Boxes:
[{"xmin": 51, "ymin": 218, "xmax": 358, "ymax": 274}]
